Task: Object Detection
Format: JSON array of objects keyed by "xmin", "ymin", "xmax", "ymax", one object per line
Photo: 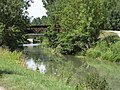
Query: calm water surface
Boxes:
[{"xmin": 23, "ymin": 44, "xmax": 88, "ymax": 74}]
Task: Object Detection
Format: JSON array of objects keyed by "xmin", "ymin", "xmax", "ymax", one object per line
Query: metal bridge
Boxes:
[
  {"xmin": 24, "ymin": 25, "xmax": 49, "ymax": 43},
  {"xmin": 25, "ymin": 25, "xmax": 49, "ymax": 35}
]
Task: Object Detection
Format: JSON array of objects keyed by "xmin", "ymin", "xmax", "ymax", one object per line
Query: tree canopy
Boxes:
[
  {"xmin": 31, "ymin": 17, "xmax": 42, "ymax": 26},
  {"xmin": 42, "ymin": 0, "xmax": 120, "ymax": 54},
  {"xmin": 31, "ymin": 16, "xmax": 48, "ymax": 26},
  {"xmin": 0, "ymin": 0, "xmax": 31, "ymax": 50}
]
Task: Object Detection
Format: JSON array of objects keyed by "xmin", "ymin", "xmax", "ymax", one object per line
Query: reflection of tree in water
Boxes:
[
  {"xmin": 24, "ymin": 46, "xmax": 51, "ymax": 62},
  {"xmin": 24, "ymin": 46, "xmax": 98, "ymax": 85},
  {"xmin": 26, "ymin": 58, "xmax": 46, "ymax": 74}
]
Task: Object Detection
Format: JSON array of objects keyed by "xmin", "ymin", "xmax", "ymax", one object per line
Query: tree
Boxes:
[
  {"xmin": 104, "ymin": 0, "xmax": 120, "ymax": 30},
  {"xmin": 0, "ymin": 0, "xmax": 31, "ymax": 50},
  {"xmin": 31, "ymin": 17, "xmax": 42, "ymax": 25},
  {"xmin": 42, "ymin": 0, "xmax": 57, "ymax": 6},
  {"xmin": 42, "ymin": 0, "xmax": 108, "ymax": 54},
  {"xmin": 41, "ymin": 16, "xmax": 49, "ymax": 25}
]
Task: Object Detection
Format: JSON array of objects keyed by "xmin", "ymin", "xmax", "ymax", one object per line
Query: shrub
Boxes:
[
  {"xmin": 0, "ymin": 48, "xmax": 22, "ymax": 61},
  {"xmin": 102, "ymin": 35, "xmax": 120, "ymax": 46},
  {"xmin": 79, "ymin": 73, "xmax": 110, "ymax": 90},
  {"xmin": 101, "ymin": 41, "xmax": 120, "ymax": 62},
  {"xmin": 110, "ymin": 41, "xmax": 120, "ymax": 62},
  {"xmin": 101, "ymin": 49, "xmax": 115, "ymax": 61},
  {"xmin": 86, "ymin": 48, "xmax": 101, "ymax": 58},
  {"xmin": 86, "ymin": 35, "xmax": 120, "ymax": 62}
]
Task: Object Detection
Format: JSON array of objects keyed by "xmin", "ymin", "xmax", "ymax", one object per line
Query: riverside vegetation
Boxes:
[
  {"xmin": 0, "ymin": 0, "xmax": 120, "ymax": 90},
  {"xmin": 0, "ymin": 48, "xmax": 74, "ymax": 90},
  {"xmin": 0, "ymin": 35, "xmax": 120, "ymax": 90}
]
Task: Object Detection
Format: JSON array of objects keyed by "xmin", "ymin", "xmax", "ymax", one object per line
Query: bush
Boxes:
[
  {"xmin": 79, "ymin": 73, "xmax": 110, "ymax": 90},
  {"xmin": 86, "ymin": 48, "xmax": 101, "ymax": 58},
  {"xmin": 0, "ymin": 48, "xmax": 22, "ymax": 61},
  {"xmin": 86, "ymin": 36, "xmax": 120, "ymax": 62},
  {"xmin": 2, "ymin": 26, "xmax": 24, "ymax": 51},
  {"xmin": 101, "ymin": 41, "xmax": 120, "ymax": 62},
  {"xmin": 110, "ymin": 41, "xmax": 120, "ymax": 62},
  {"xmin": 101, "ymin": 49, "xmax": 114, "ymax": 61},
  {"xmin": 102, "ymin": 35, "xmax": 120, "ymax": 46}
]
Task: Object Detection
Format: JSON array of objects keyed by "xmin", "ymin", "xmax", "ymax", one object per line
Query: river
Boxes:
[
  {"xmin": 21, "ymin": 43, "xmax": 120, "ymax": 90},
  {"xmin": 22, "ymin": 44, "xmax": 95, "ymax": 77}
]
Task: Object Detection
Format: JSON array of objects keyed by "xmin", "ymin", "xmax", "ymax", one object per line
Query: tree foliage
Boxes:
[
  {"xmin": 31, "ymin": 17, "xmax": 42, "ymax": 25},
  {"xmin": 31, "ymin": 16, "xmax": 48, "ymax": 26},
  {"xmin": 43, "ymin": 0, "xmax": 115, "ymax": 54},
  {"xmin": 0, "ymin": 0, "xmax": 31, "ymax": 50},
  {"xmin": 104, "ymin": 0, "xmax": 120, "ymax": 30}
]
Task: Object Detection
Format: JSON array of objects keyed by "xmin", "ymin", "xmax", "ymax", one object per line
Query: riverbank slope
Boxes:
[{"xmin": 0, "ymin": 48, "xmax": 74, "ymax": 90}]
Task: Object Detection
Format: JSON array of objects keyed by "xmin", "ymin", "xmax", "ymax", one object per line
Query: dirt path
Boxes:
[{"xmin": 0, "ymin": 87, "xmax": 5, "ymax": 90}]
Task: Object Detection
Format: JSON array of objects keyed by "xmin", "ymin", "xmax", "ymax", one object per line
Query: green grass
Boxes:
[
  {"xmin": 0, "ymin": 48, "xmax": 74, "ymax": 90},
  {"xmin": 1, "ymin": 47, "xmax": 120, "ymax": 90}
]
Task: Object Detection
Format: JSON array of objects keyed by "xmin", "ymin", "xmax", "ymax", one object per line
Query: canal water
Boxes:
[
  {"xmin": 24, "ymin": 45, "xmax": 78, "ymax": 71},
  {"xmin": 23, "ymin": 44, "xmax": 97, "ymax": 83}
]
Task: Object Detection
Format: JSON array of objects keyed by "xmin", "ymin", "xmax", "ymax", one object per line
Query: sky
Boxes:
[{"xmin": 27, "ymin": 0, "xmax": 47, "ymax": 19}]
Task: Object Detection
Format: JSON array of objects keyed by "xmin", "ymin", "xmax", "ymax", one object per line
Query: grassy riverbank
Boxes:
[
  {"xmin": 0, "ymin": 46, "xmax": 120, "ymax": 90},
  {"xmin": 0, "ymin": 48, "xmax": 74, "ymax": 90}
]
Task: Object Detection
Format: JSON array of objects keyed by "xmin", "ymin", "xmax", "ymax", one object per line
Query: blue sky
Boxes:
[{"xmin": 27, "ymin": 0, "xmax": 47, "ymax": 19}]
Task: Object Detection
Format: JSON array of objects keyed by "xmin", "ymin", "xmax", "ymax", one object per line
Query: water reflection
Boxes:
[
  {"xmin": 38, "ymin": 62, "xmax": 46, "ymax": 74},
  {"xmin": 23, "ymin": 45, "xmax": 96, "ymax": 77},
  {"xmin": 26, "ymin": 58, "xmax": 37, "ymax": 71},
  {"xmin": 23, "ymin": 45, "xmax": 82, "ymax": 75},
  {"xmin": 26, "ymin": 58, "xmax": 46, "ymax": 74}
]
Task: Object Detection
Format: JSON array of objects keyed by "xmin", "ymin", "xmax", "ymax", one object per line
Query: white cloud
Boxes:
[{"xmin": 27, "ymin": 0, "xmax": 47, "ymax": 19}]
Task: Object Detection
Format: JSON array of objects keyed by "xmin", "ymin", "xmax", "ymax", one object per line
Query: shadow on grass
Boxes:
[{"xmin": 0, "ymin": 70, "xmax": 20, "ymax": 77}]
